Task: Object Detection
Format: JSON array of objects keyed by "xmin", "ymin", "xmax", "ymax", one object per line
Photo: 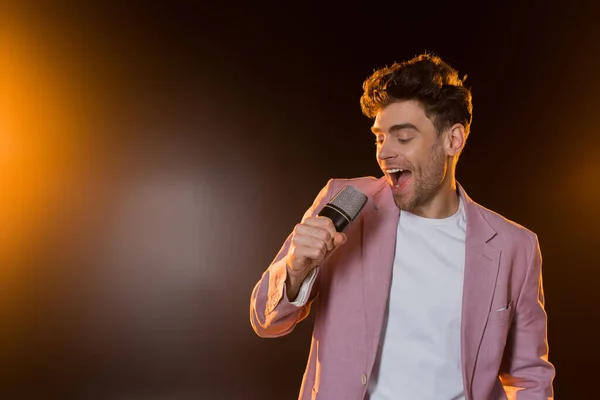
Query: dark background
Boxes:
[{"xmin": 1, "ymin": 1, "xmax": 598, "ymax": 399}]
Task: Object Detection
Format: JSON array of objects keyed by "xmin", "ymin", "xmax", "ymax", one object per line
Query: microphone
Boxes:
[{"xmin": 318, "ymin": 185, "xmax": 368, "ymax": 232}]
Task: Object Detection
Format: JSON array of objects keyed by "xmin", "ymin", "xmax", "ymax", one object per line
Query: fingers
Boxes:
[
  {"xmin": 288, "ymin": 217, "xmax": 336, "ymax": 273},
  {"xmin": 333, "ymin": 232, "xmax": 347, "ymax": 248},
  {"xmin": 292, "ymin": 244, "xmax": 326, "ymax": 264},
  {"xmin": 288, "ymin": 217, "xmax": 349, "ymax": 275},
  {"xmin": 293, "ymin": 233, "xmax": 331, "ymax": 255},
  {"xmin": 303, "ymin": 216, "xmax": 337, "ymax": 241},
  {"xmin": 294, "ymin": 217, "xmax": 336, "ymax": 251}
]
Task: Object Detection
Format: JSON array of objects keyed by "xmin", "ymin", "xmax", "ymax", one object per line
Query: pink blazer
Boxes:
[{"xmin": 250, "ymin": 177, "xmax": 554, "ymax": 400}]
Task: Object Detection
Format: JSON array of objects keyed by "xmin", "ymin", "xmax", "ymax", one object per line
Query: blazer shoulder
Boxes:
[
  {"xmin": 330, "ymin": 175, "xmax": 387, "ymax": 196},
  {"xmin": 472, "ymin": 201, "xmax": 538, "ymax": 247}
]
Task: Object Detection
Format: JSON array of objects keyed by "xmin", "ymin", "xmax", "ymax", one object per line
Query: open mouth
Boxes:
[{"xmin": 387, "ymin": 169, "xmax": 412, "ymax": 189}]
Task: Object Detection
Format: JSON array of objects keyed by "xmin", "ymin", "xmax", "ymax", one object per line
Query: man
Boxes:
[{"xmin": 250, "ymin": 53, "xmax": 554, "ymax": 400}]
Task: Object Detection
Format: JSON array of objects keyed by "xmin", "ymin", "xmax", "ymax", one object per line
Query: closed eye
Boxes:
[{"xmin": 398, "ymin": 138, "xmax": 412, "ymax": 144}]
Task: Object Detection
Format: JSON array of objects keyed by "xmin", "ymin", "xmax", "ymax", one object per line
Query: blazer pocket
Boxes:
[{"xmin": 488, "ymin": 303, "xmax": 513, "ymax": 322}]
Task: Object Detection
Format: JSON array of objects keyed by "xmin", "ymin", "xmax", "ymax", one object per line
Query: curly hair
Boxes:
[{"xmin": 360, "ymin": 53, "xmax": 473, "ymax": 137}]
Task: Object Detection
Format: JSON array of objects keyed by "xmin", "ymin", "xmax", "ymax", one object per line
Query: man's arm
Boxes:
[
  {"xmin": 499, "ymin": 234, "xmax": 555, "ymax": 399},
  {"xmin": 249, "ymin": 179, "xmax": 336, "ymax": 338}
]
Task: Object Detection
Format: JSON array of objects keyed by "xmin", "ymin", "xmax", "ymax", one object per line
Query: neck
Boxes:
[{"xmin": 410, "ymin": 175, "xmax": 460, "ymax": 219}]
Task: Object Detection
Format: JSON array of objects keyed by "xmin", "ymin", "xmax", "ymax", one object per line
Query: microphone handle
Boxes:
[{"xmin": 318, "ymin": 204, "xmax": 352, "ymax": 232}]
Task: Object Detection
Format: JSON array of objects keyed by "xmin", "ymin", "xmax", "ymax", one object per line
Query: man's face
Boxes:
[{"xmin": 372, "ymin": 100, "xmax": 450, "ymax": 212}]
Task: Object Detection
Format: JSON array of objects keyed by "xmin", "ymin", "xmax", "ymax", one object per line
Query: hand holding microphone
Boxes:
[
  {"xmin": 286, "ymin": 216, "xmax": 346, "ymax": 282},
  {"xmin": 286, "ymin": 186, "xmax": 367, "ymax": 300}
]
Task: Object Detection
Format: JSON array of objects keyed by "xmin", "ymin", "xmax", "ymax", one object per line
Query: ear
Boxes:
[{"xmin": 444, "ymin": 124, "xmax": 466, "ymax": 157}]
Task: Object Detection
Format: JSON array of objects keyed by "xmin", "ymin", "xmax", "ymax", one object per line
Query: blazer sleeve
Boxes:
[
  {"xmin": 499, "ymin": 234, "xmax": 555, "ymax": 399},
  {"xmin": 249, "ymin": 179, "xmax": 337, "ymax": 338}
]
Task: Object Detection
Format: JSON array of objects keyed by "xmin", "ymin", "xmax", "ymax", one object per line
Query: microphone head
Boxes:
[{"xmin": 329, "ymin": 185, "xmax": 368, "ymax": 221}]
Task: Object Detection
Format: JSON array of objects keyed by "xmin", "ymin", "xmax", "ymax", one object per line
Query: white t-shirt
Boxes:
[{"xmin": 368, "ymin": 196, "xmax": 467, "ymax": 400}]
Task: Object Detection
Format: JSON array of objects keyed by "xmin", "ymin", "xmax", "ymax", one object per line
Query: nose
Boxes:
[{"xmin": 377, "ymin": 137, "xmax": 397, "ymax": 161}]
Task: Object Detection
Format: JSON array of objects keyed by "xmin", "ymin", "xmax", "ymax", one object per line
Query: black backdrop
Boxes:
[{"xmin": 1, "ymin": 1, "xmax": 598, "ymax": 399}]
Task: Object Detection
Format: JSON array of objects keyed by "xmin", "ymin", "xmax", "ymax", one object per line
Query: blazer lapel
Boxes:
[
  {"xmin": 459, "ymin": 186, "xmax": 501, "ymax": 396},
  {"xmin": 362, "ymin": 183, "xmax": 400, "ymax": 373}
]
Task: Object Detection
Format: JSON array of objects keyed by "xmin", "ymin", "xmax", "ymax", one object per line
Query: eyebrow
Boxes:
[{"xmin": 371, "ymin": 123, "xmax": 420, "ymax": 134}]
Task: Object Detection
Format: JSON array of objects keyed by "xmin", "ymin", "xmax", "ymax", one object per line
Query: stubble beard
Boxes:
[{"xmin": 394, "ymin": 141, "xmax": 448, "ymax": 212}]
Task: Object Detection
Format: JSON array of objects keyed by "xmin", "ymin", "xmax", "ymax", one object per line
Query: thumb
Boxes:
[{"xmin": 333, "ymin": 232, "xmax": 347, "ymax": 248}]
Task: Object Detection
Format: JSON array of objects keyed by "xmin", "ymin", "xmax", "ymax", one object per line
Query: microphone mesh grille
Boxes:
[{"xmin": 329, "ymin": 185, "xmax": 368, "ymax": 220}]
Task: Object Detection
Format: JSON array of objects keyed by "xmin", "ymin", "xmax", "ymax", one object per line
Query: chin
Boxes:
[{"xmin": 393, "ymin": 194, "xmax": 415, "ymax": 211}]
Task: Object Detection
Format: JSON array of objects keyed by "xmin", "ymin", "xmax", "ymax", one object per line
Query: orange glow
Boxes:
[
  {"xmin": 0, "ymin": 15, "xmax": 81, "ymax": 268},
  {"xmin": 572, "ymin": 150, "xmax": 600, "ymax": 213}
]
